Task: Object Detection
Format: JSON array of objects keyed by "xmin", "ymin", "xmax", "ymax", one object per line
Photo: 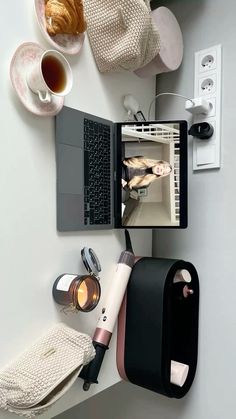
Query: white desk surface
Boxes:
[{"xmin": 0, "ymin": 2, "xmax": 155, "ymax": 417}]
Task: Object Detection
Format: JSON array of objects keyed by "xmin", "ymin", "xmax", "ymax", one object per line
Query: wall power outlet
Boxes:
[{"xmin": 193, "ymin": 45, "xmax": 222, "ymax": 171}]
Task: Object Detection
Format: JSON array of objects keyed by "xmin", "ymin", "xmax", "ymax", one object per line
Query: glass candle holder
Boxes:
[
  {"xmin": 52, "ymin": 247, "xmax": 101, "ymax": 312},
  {"xmin": 53, "ymin": 273, "xmax": 101, "ymax": 312}
]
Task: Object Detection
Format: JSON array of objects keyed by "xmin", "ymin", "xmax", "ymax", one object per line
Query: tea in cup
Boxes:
[{"xmin": 27, "ymin": 49, "xmax": 73, "ymax": 103}]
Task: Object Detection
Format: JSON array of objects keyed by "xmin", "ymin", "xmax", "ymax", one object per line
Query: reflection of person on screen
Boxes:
[{"xmin": 122, "ymin": 157, "xmax": 172, "ymax": 190}]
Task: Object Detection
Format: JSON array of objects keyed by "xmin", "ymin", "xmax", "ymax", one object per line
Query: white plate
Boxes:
[
  {"xmin": 34, "ymin": 0, "xmax": 85, "ymax": 55},
  {"xmin": 10, "ymin": 42, "xmax": 64, "ymax": 117}
]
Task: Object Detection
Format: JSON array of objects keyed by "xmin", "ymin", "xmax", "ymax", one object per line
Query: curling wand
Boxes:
[{"xmin": 79, "ymin": 229, "xmax": 135, "ymax": 390}]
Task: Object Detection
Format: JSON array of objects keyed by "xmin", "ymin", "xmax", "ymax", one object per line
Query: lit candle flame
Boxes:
[{"xmin": 77, "ymin": 282, "xmax": 88, "ymax": 307}]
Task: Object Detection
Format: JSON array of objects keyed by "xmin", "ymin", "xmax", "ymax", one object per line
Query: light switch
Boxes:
[{"xmin": 196, "ymin": 143, "xmax": 215, "ymax": 166}]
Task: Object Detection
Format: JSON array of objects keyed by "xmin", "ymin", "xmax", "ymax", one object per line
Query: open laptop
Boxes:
[{"xmin": 55, "ymin": 106, "xmax": 188, "ymax": 230}]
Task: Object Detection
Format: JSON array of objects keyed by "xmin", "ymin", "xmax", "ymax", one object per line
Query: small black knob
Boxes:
[{"xmin": 188, "ymin": 122, "xmax": 214, "ymax": 140}]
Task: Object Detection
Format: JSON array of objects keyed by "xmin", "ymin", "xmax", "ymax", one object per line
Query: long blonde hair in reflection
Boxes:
[{"xmin": 123, "ymin": 157, "xmax": 171, "ymax": 190}]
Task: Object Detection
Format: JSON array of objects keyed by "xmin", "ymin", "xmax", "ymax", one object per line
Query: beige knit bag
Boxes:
[
  {"xmin": 0, "ymin": 323, "xmax": 95, "ymax": 418},
  {"xmin": 84, "ymin": 0, "xmax": 161, "ymax": 73}
]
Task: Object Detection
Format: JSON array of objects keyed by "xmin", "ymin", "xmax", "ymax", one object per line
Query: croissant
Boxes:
[{"xmin": 45, "ymin": 0, "xmax": 87, "ymax": 36}]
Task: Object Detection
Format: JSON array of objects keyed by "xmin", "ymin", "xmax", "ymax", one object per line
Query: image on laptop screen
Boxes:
[{"xmin": 118, "ymin": 121, "xmax": 187, "ymax": 228}]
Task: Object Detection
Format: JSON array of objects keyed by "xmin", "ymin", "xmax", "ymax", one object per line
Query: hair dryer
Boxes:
[{"xmin": 79, "ymin": 230, "xmax": 135, "ymax": 390}]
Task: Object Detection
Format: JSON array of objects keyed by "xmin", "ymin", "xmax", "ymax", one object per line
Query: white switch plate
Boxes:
[
  {"xmin": 193, "ymin": 45, "xmax": 222, "ymax": 170},
  {"xmin": 196, "ymin": 143, "xmax": 215, "ymax": 165}
]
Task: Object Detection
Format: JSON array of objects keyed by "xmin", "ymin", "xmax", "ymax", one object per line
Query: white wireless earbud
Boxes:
[{"xmin": 123, "ymin": 94, "xmax": 140, "ymax": 116}]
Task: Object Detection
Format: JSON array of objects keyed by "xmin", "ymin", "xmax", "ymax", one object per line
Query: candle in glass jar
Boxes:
[{"xmin": 52, "ymin": 273, "xmax": 101, "ymax": 312}]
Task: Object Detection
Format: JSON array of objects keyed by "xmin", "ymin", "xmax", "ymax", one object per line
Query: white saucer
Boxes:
[
  {"xmin": 34, "ymin": 0, "xmax": 85, "ymax": 55},
  {"xmin": 10, "ymin": 42, "xmax": 64, "ymax": 117}
]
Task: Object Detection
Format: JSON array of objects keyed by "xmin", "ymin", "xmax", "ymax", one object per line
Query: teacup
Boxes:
[{"xmin": 27, "ymin": 49, "xmax": 73, "ymax": 103}]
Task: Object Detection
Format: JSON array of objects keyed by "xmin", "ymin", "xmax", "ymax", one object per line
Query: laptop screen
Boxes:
[{"xmin": 115, "ymin": 120, "xmax": 188, "ymax": 228}]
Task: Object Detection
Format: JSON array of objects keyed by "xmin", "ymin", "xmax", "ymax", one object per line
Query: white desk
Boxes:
[{"xmin": 1, "ymin": 2, "xmax": 155, "ymax": 417}]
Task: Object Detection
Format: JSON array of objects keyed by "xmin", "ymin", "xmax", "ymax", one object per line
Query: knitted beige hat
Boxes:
[{"xmin": 84, "ymin": 0, "xmax": 161, "ymax": 73}]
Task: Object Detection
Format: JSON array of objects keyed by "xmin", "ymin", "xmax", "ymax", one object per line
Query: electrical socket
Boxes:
[
  {"xmin": 196, "ymin": 45, "xmax": 220, "ymax": 74},
  {"xmin": 188, "ymin": 97, "xmax": 216, "ymax": 118},
  {"xmin": 198, "ymin": 73, "xmax": 216, "ymax": 96},
  {"xmin": 198, "ymin": 51, "xmax": 217, "ymax": 73},
  {"xmin": 206, "ymin": 97, "xmax": 216, "ymax": 117}
]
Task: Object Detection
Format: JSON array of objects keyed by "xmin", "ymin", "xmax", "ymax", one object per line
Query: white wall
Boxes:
[
  {"xmin": 154, "ymin": 1, "xmax": 236, "ymax": 417},
  {"xmin": 55, "ymin": 0, "xmax": 236, "ymax": 418}
]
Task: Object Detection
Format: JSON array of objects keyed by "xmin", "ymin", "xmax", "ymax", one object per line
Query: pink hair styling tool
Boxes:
[{"xmin": 79, "ymin": 229, "xmax": 135, "ymax": 391}]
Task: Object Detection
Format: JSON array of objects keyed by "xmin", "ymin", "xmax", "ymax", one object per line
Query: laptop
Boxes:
[{"xmin": 55, "ymin": 106, "xmax": 188, "ymax": 230}]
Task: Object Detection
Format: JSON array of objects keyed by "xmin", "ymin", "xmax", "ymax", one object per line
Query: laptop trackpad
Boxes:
[{"xmin": 57, "ymin": 144, "xmax": 83, "ymax": 195}]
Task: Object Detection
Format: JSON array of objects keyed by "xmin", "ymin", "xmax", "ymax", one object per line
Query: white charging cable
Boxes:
[
  {"xmin": 148, "ymin": 92, "xmax": 194, "ymax": 121},
  {"xmin": 148, "ymin": 92, "xmax": 212, "ymax": 121}
]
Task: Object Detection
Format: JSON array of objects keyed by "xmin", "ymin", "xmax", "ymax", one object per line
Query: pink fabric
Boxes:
[{"xmin": 135, "ymin": 7, "xmax": 183, "ymax": 78}]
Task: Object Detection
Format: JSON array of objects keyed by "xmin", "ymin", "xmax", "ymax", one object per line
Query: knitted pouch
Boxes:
[
  {"xmin": 0, "ymin": 323, "xmax": 95, "ymax": 418},
  {"xmin": 84, "ymin": 0, "xmax": 161, "ymax": 73}
]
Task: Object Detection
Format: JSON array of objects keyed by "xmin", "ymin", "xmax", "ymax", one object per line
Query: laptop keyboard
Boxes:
[{"xmin": 84, "ymin": 119, "xmax": 111, "ymax": 225}]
